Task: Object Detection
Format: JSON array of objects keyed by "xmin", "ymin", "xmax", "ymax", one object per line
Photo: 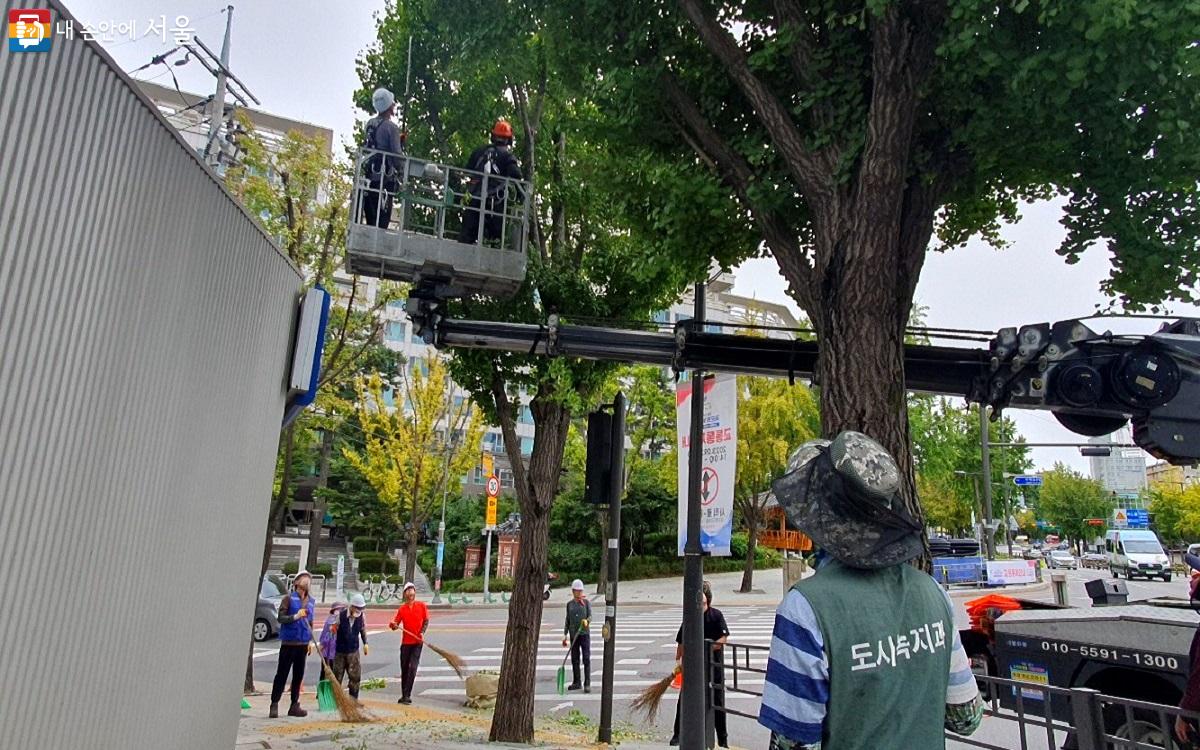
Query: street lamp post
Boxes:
[{"xmin": 432, "ymin": 442, "xmax": 451, "ymax": 604}]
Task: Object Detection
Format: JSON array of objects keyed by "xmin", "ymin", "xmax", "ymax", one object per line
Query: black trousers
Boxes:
[
  {"xmin": 672, "ymin": 669, "xmax": 726, "ymax": 745},
  {"xmin": 458, "ymin": 195, "xmax": 503, "ymax": 244},
  {"xmin": 362, "ymin": 188, "xmax": 393, "ymax": 229},
  {"xmin": 271, "ymin": 643, "xmax": 308, "ymax": 705},
  {"xmin": 570, "ymin": 632, "xmax": 591, "ymax": 686},
  {"xmin": 400, "ymin": 643, "xmax": 423, "ymax": 699}
]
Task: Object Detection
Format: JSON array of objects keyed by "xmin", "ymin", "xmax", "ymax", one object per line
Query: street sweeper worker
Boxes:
[
  {"xmin": 669, "ymin": 582, "xmax": 729, "ymax": 747},
  {"xmin": 562, "ymin": 579, "xmax": 592, "ymax": 693},
  {"xmin": 389, "ymin": 582, "xmax": 428, "ymax": 704},
  {"xmin": 759, "ymin": 432, "xmax": 984, "ymax": 750},
  {"xmin": 270, "ymin": 570, "xmax": 316, "ymax": 719},
  {"xmin": 458, "ymin": 118, "xmax": 523, "ymax": 244},
  {"xmin": 331, "ymin": 593, "xmax": 370, "ymax": 700}
]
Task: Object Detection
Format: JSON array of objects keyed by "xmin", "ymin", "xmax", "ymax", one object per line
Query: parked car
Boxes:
[
  {"xmin": 1046, "ymin": 549, "xmax": 1078, "ymax": 569},
  {"xmin": 1021, "ymin": 547, "xmax": 1043, "ymax": 560},
  {"xmin": 1081, "ymin": 552, "xmax": 1108, "ymax": 569},
  {"xmin": 254, "ymin": 574, "xmax": 285, "ymax": 642}
]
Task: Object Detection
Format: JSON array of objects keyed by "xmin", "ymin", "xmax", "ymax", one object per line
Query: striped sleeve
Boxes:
[
  {"xmin": 758, "ymin": 589, "xmax": 829, "ymax": 746},
  {"xmin": 940, "ymin": 588, "xmax": 980, "ymax": 706}
]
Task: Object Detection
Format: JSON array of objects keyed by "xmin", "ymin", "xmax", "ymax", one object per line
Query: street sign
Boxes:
[
  {"xmin": 1013, "ymin": 475, "xmax": 1043, "ymax": 487},
  {"xmin": 1086, "ymin": 518, "xmax": 1105, "ymax": 526},
  {"xmin": 482, "ymin": 453, "xmax": 495, "ymax": 478},
  {"xmin": 485, "ymin": 474, "xmax": 500, "ymax": 528},
  {"xmin": 336, "ymin": 554, "xmax": 345, "ymax": 594},
  {"xmin": 1126, "ymin": 508, "xmax": 1149, "ymax": 528},
  {"xmin": 485, "ymin": 496, "xmax": 498, "ymax": 528},
  {"xmin": 1112, "ymin": 509, "xmax": 1128, "ymax": 528}
]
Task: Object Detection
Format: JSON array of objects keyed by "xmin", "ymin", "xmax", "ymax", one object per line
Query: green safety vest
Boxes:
[{"xmin": 793, "ymin": 560, "xmax": 952, "ymax": 750}]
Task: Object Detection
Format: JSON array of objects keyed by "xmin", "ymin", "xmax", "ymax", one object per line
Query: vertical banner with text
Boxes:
[{"xmin": 677, "ymin": 374, "xmax": 737, "ymax": 556}]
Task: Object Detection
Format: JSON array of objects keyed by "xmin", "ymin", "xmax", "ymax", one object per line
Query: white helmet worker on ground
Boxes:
[
  {"xmin": 759, "ymin": 431, "xmax": 983, "ymax": 750},
  {"xmin": 389, "ymin": 582, "xmax": 429, "ymax": 704},
  {"xmin": 562, "ymin": 578, "xmax": 592, "ymax": 693}
]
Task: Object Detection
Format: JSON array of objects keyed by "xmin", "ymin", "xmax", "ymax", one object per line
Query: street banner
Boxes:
[
  {"xmin": 986, "ymin": 559, "xmax": 1039, "ymax": 586},
  {"xmin": 676, "ymin": 374, "xmax": 737, "ymax": 556},
  {"xmin": 336, "ymin": 555, "xmax": 345, "ymax": 594}
]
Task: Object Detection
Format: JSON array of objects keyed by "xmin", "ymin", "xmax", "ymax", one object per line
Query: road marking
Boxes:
[
  {"xmin": 618, "ymin": 658, "xmax": 651, "ymax": 665},
  {"xmin": 473, "ymin": 646, "xmax": 636, "ymax": 653},
  {"xmin": 551, "ymin": 701, "xmax": 574, "ymax": 713}
]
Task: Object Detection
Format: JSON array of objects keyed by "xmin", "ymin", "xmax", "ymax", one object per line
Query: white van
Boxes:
[{"xmin": 1106, "ymin": 529, "xmax": 1171, "ymax": 582}]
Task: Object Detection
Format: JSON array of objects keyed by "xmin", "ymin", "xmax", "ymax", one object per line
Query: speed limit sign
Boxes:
[{"xmin": 485, "ymin": 475, "xmax": 500, "ymax": 498}]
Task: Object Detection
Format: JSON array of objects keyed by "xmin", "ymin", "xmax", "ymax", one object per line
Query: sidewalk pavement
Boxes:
[{"xmin": 237, "ymin": 682, "xmax": 725, "ymax": 750}]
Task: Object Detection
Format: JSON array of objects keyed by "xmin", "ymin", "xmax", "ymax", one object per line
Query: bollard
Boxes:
[{"xmin": 1051, "ymin": 571, "xmax": 1069, "ymax": 606}]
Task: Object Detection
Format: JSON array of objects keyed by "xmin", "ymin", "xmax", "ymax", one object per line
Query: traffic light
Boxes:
[
  {"xmin": 584, "ymin": 410, "xmax": 613, "ymax": 504},
  {"xmin": 1079, "ymin": 446, "xmax": 1111, "ymax": 457}
]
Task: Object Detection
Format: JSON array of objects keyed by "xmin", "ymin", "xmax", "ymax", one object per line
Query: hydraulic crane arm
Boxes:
[{"xmin": 416, "ymin": 305, "xmax": 1200, "ymax": 464}]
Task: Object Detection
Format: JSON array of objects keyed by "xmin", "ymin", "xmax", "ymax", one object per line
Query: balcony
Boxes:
[{"xmin": 346, "ymin": 150, "xmax": 532, "ymax": 297}]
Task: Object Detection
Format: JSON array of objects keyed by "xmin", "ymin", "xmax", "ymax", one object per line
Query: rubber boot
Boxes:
[
  {"xmin": 268, "ymin": 702, "xmax": 279, "ymax": 719},
  {"xmin": 288, "ymin": 702, "xmax": 308, "ymax": 718}
]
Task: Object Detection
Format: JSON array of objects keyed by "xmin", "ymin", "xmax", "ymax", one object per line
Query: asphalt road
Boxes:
[{"xmin": 251, "ymin": 567, "xmax": 1187, "ymax": 748}]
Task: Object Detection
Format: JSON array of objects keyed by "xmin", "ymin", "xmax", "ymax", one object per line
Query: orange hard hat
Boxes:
[{"xmin": 492, "ymin": 119, "xmax": 513, "ymax": 139}]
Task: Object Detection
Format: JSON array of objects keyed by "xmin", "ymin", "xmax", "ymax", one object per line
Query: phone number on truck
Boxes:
[{"xmin": 1038, "ymin": 640, "xmax": 1180, "ymax": 671}]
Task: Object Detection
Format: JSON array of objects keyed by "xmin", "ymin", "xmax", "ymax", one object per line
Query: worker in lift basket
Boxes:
[
  {"xmin": 458, "ymin": 118, "xmax": 523, "ymax": 245},
  {"xmin": 759, "ymin": 431, "xmax": 984, "ymax": 750},
  {"xmin": 361, "ymin": 87, "xmax": 404, "ymax": 229}
]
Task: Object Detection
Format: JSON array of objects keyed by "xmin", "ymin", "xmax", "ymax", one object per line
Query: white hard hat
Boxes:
[
  {"xmin": 372, "ymin": 87, "xmax": 395, "ymax": 114},
  {"xmin": 403, "ymin": 581, "xmax": 417, "ymax": 593},
  {"xmin": 571, "ymin": 579, "xmax": 584, "ymax": 591},
  {"xmin": 351, "ymin": 594, "xmax": 366, "ymax": 609},
  {"xmin": 294, "ymin": 569, "xmax": 311, "ymax": 580}
]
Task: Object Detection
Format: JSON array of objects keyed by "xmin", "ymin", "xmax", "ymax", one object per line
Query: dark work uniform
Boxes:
[
  {"xmin": 672, "ymin": 606, "xmax": 730, "ymax": 746},
  {"xmin": 362, "ymin": 115, "xmax": 403, "ymax": 229},
  {"xmin": 564, "ymin": 597, "xmax": 592, "ymax": 689},
  {"xmin": 458, "ymin": 143, "xmax": 522, "ymax": 244}
]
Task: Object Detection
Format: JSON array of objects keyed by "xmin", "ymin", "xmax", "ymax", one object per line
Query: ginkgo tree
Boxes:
[
  {"xmin": 735, "ymin": 375, "xmax": 820, "ymax": 592},
  {"xmin": 342, "ymin": 357, "xmax": 486, "ymax": 583}
]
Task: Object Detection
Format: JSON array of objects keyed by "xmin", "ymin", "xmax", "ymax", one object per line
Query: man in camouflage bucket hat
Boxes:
[{"xmin": 759, "ymin": 431, "xmax": 983, "ymax": 750}]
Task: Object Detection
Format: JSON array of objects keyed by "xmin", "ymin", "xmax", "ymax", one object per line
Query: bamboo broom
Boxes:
[
  {"xmin": 310, "ymin": 637, "xmax": 371, "ymax": 723},
  {"xmin": 630, "ymin": 664, "xmax": 681, "ymax": 723},
  {"xmin": 400, "ymin": 626, "xmax": 468, "ymax": 679}
]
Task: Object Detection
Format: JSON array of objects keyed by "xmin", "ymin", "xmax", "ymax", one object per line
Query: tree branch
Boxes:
[
  {"xmin": 660, "ymin": 72, "xmax": 818, "ymax": 313},
  {"xmin": 677, "ymin": 0, "xmax": 831, "ymax": 205}
]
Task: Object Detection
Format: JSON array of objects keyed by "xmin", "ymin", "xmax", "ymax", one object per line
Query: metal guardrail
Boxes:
[{"xmin": 709, "ymin": 641, "xmax": 1200, "ymax": 750}]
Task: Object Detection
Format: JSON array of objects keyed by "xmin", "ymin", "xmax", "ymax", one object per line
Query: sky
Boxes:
[{"xmin": 74, "ymin": 0, "xmax": 1200, "ymax": 475}]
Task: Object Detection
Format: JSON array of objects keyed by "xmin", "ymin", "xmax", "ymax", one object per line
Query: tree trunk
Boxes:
[
  {"xmin": 405, "ymin": 524, "xmax": 420, "ymax": 583},
  {"xmin": 490, "ymin": 395, "xmax": 572, "ymax": 743},
  {"xmin": 595, "ymin": 508, "xmax": 608, "ymax": 596},
  {"xmin": 305, "ymin": 429, "xmax": 334, "ymax": 571},
  {"xmin": 739, "ymin": 511, "xmax": 759, "ymax": 593}
]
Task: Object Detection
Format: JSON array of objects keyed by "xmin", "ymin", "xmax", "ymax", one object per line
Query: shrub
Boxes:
[
  {"xmin": 548, "ymin": 542, "xmax": 597, "ymax": 579},
  {"xmin": 354, "ymin": 552, "xmax": 400, "ymax": 575},
  {"xmin": 353, "ymin": 536, "xmax": 384, "ymax": 552},
  {"xmin": 281, "ymin": 562, "xmax": 333, "ymax": 577},
  {"xmin": 444, "ymin": 576, "xmax": 515, "ymax": 593}
]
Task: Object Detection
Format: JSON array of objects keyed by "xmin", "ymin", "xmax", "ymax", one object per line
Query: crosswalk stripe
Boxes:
[{"xmin": 618, "ymin": 658, "xmax": 651, "ymax": 665}]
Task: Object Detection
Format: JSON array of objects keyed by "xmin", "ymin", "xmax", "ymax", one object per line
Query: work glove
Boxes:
[
  {"xmin": 307, "ymin": 643, "xmax": 314, "ymax": 656},
  {"xmin": 580, "ymin": 618, "xmax": 589, "ymax": 629},
  {"xmin": 562, "ymin": 638, "xmax": 569, "ymax": 648},
  {"xmin": 363, "ymin": 644, "xmax": 370, "ymax": 656},
  {"xmin": 389, "ymin": 622, "xmax": 399, "ymax": 631}
]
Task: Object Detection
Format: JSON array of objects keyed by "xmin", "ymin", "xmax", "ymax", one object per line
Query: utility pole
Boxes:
[
  {"xmin": 598, "ymin": 392, "xmax": 626, "ymax": 744},
  {"xmin": 681, "ymin": 283, "xmax": 707, "ymax": 750},
  {"xmin": 433, "ymin": 376, "xmax": 453, "ymax": 605},
  {"xmin": 203, "ymin": 6, "xmax": 234, "ymax": 168},
  {"xmin": 979, "ymin": 404, "xmax": 996, "ymax": 560}
]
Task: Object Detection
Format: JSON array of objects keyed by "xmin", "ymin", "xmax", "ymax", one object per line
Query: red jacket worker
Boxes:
[{"xmin": 389, "ymin": 582, "xmax": 429, "ymax": 704}]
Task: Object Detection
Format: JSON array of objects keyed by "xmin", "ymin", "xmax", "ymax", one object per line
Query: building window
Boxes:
[
  {"xmin": 471, "ymin": 466, "xmax": 486, "ymax": 485},
  {"xmin": 518, "ymin": 406, "xmax": 533, "ymax": 425},
  {"xmin": 652, "ymin": 310, "xmax": 669, "ymax": 324},
  {"xmin": 705, "ymin": 323, "xmax": 722, "ymax": 334},
  {"xmin": 382, "ymin": 386, "xmax": 395, "ymax": 408},
  {"xmin": 384, "ymin": 321, "xmax": 404, "ymax": 342},
  {"xmin": 520, "ymin": 436, "xmax": 533, "ymax": 456},
  {"xmin": 499, "ymin": 468, "xmax": 515, "ymax": 489}
]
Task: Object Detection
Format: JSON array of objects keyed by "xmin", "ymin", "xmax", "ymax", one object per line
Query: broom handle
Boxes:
[{"xmin": 560, "ymin": 625, "xmax": 585, "ymax": 669}]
